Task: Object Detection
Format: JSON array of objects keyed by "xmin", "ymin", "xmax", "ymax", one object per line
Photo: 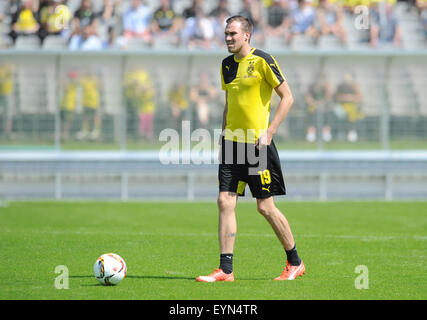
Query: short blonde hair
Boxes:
[{"xmin": 225, "ymin": 15, "xmax": 253, "ymax": 35}]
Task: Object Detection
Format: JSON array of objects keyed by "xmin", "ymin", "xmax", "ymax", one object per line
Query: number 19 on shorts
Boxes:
[{"xmin": 258, "ymin": 169, "xmax": 271, "ymax": 185}]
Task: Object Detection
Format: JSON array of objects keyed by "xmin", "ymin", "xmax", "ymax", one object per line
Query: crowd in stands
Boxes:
[{"xmin": 0, "ymin": 0, "xmax": 425, "ymax": 50}]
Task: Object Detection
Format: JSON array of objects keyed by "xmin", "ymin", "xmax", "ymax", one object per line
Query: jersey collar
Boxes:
[{"xmin": 233, "ymin": 47, "xmax": 256, "ymax": 63}]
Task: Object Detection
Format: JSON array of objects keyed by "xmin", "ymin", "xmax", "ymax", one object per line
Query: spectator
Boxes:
[
  {"xmin": 333, "ymin": 72, "xmax": 364, "ymax": 142},
  {"xmin": 316, "ymin": 0, "xmax": 347, "ymax": 46},
  {"xmin": 37, "ymin": 0, "xmax": 51, "ymax": 24},
  {"xmin": 168, "ymin": 82, "xmax": 189, "ymax": 132},
  {"xmin": 414, "ymin": 0, "xmax": 427, "ymax": 40},
  {"xmin": 182, "ymin": 0, "xmax": 203, "ymax": 19},
  {"xmin": 72, "ymin": 0, "xmax": 98, "ymax": 37},
  {"xmin": 209, "ymin": 0, "xmax": 230, "ymax": 18},
  {"xmin": 369, "ymin": 1, "xmax": 402, "ymax": 48},
  {"xmin": 240, "ymin": 0, "xmax": 261, "ymax": 28},
  {"xmin": 124, "ymin": 69, "xmax": 156, "ymax": 141},
  {"xmin": 69, "ymin": 23, "xmax": 103, "ymax": 50},
  {"xmin": 60, "ymin": 70, "xmax": 79, "ymax": 140},
  {"xmin": 76, "ymin": 72, "xmax": 101, "ymax": 141},
  {"xmin": 265, "ymin": 0, "xmax": 291, "ymax": 37},
  {"xmin": 38, "ymin": 0, "xmax": 51, "ymax": 13},
  {"xmin": 288, "ymin": 0, "xmax": 318, "ymax": 43},
  {"xmin": 418, "ymin": 0, "xmax": 427, "ymax": 39},
  {"xmin": 304, "ymin": 73, "xmax": 332, "ymax": 142},
  {"xmin": 212, "ymin": 8, "xmax": 229, "ymax": 48},
  {"xmin": 0, "ymin": 2, "xmax": 8, "ymax": 46},
  {"xmin": 190, "ymin": 72, "xmax": 218, "ymax": 129},
  {"xmin": 103, "ymin": 25, "xmax": 126, "ymax": 49},
  {"xmin": 204, "ymin": 1, "xmax": 226, "ymax": 45},
  {"xmin": 415, "ymin": 0, "xmax": 427, "ymax": 33},
  {"xmin": 341, "ymin": 0, "xmax": 364, "ymax": 13},
  {"xmin": 0, "ymin": 13, "xmax": 3, "ymax": 47},
  {"xmin": 151, "ymin": 0, "xmax": 181, "ymax": 44},
  {"xmin": 9, "ymin": 0, "xmax": 40, "ymax": 44},
  {"xmin": 0, "ymin": 64, "xmax": 15, "ymax": 137},
  {"xmin": 183, "ymin": 8, "xmax": 215, "ymax": 49},
  {"xmin": 122, "ymin": 0, "xmax": 152, "ymax": 44},
  {"xmin": 416, "ymin": 0, "xmax": 427, "ymax": 16},
  {"xmin": 239, "ymin": 0, "xmax": 263, "ymax": 44},
  {"xmin": 98, "ymin": 0, "xmax": 121, "ymax": 28},
  {"xmin": 8, "ymin": 0, "xmax": 22, "ymax": 16},
  {"xmin": 39, "ymin": 0, "xmax": 72, "ymax": 42}
]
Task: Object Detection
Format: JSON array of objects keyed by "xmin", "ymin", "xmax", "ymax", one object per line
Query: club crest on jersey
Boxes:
[
  {"xmin": 247, "ymin": 61, "xmax": 254, "ymax": 74},
  {"xmin": 244, "ymin": 61, "xmax": 257, "ymax": 79}
]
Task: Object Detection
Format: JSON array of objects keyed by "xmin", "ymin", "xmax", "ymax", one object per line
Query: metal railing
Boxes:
[{"xmin": 1, "ymin": 149, "xmax": 427, "ymax": 200}]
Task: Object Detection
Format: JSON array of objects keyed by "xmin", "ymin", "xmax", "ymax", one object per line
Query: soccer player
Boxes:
[{"xmin": 196, "ymin": 16, "xmax": 305, "ymax": 282}]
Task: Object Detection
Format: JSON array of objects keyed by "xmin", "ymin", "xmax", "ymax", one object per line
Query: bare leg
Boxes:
[
  {"xmin": 256, "ymin": 196, "xmax": 295, "ymax": 250},
  {"xmin": 195, "ymin": 193, "xmax": 238, "ymax": 282},
  {"xmin": 217, "ymin": 191, "xmax": 238, "ymax": 254}
]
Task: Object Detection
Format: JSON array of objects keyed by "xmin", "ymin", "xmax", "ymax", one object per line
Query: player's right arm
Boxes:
[
  {"xmin": 222, "ymin": 91, "xmax": 228, "ymax": 132},
  {"xmin": 219, "ymin": 91, "xmax": 228, "ymax": 145},
  {"xmin": 219, "ymin": 58, "xmax": 229, "ymax": 145}
]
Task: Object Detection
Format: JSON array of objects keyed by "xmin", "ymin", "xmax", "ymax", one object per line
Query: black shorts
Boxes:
[{"xmin": 218, "ymin": 137, "xmax": 286, "ymax": 199}]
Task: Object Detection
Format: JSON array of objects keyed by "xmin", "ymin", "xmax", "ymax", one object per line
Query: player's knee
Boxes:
[
  {"xmin": 217, "ymin": 193, "xmax": 236, "ymax": 212},
  {"xmin": 257, "ymin": 201, "xmax": 275, "ymax": 218}
]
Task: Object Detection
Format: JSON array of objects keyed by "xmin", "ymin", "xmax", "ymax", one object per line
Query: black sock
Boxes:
[
  {"xmin": 219, "ymin": 253, "xmax": 233, "ymax": 274},
  {"xmin": 285, "ymin": 245, "xmax": 302, "ymax": 266}
]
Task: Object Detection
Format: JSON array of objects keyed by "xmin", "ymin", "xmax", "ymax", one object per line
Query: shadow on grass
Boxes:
[
  {"xmin": 70, "ymin": 275, "xmax": 271, "ymax": 282},
  {"xmin": 70, "ymin": 274, "xmax": 194, "ymax": 281},
  {"xmin": 127, "ymin": 275, "xmax": 195, "ymax": 280}
]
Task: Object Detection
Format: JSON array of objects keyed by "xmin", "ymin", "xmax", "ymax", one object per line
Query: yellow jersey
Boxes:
[
  {"xmin": 61, "ymin": 82, "xmax": 77, "ymax": 112},
  {"xmin": 15, "ymin": 9, "xmax": 38, "ymax": 32},
  {"xmin": 124, "ymin": 70, "xmax": 155, "ymax": 114},
  {"xmin": 168, "ymin": 84, "xmax": 188, "ymax": 110},
  {"xmin": 41, "ymin": 4, "xmax": 72, "ymax": 33},
  {"xmin": 80, "ymin": 75, "xmax": 99, "ymax": 109},
  {"xmin": 0, "ymin": 65, "xmax": 13, "ymax": 95},
  {"xmin": 220, "ymin": 48, "xmax": 285, "ymax": 144}
]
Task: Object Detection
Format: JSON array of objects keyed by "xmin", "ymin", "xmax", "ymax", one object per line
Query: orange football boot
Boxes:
[
  {"xmin": 196, "ymin": 268, "xmax": 234, "ymax": 282},
  {"xmin": 274, "ymin": 260, "xmax": 305, "ymax": 280}
]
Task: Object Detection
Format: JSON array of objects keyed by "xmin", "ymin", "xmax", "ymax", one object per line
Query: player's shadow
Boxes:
[
  {"xmin": 70, "ymin": 275, "xmax": 271, "ymax": 282},
  {"xmin": 128, "ymin": 275, "xmax": 271, "ymax": 281},
  {"xmin": 126, "ymin": 275, "xmax": 195, "ymax": 280},
  {"xmin": 69, "ymin": 274, "xmax": 195, "ymax": 282},
  {"xmin": 69, "ymin": 275, "xmax": 107, "ymax": 286}
]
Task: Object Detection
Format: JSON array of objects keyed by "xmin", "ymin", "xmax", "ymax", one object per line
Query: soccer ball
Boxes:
[{"xmin": 93, "ymin": 253, "xmax": 127, "ymax": 286}]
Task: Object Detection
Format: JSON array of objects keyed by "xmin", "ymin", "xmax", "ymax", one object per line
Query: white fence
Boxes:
[{"xmin": 1, "ymin": 150, "xmax": 427, "ymax": 200}]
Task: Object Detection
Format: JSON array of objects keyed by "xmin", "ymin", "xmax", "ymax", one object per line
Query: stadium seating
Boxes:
[
  {"xmin": 0, "ymin": 0, "xmax": 425, "ymax": 52},
  {"xmin": 317, "ymin": 34, "xmax": 343, "ymax": 50},
  {"xmin": 342, "ymin": 12, "xmax": 371, "ymax": 51},
  {"xmin": 152, "ymin": 36, "xmax": 177, "ymax": 50},
  {"xmin": 14, "ymin": 35, "xmax": 41, "ymax": 50},
  {"xmin": 264, "ymin": 35, "xmax": 287, "ymax": 50},
  {"xmin": 125, "ymin": 38, "xmax": 152, "ymax": 49},
  {"xmin": 395, "ymin": 2, "xmax": 427, "ymax": 49},
  {"xmin": 289, "ymin": 35, "xmax": 316, "ymax": 51},
  {"xmin": 42, "ymin": 36, "xmax": 68, "ymax": 50}
]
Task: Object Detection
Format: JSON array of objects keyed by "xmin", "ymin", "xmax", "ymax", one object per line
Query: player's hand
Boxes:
[{"xmin": 255, "ymin": 130, "xmax": 273, "ymax": 149}]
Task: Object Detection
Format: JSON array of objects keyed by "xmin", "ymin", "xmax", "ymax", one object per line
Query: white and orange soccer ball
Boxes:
[{"xmin": 93, "ymin": 253, "xmax": 127, "ymax": 286}]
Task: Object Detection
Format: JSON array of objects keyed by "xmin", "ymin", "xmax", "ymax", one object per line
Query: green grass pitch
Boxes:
[{"xmin": 0, "ymin": 201, "xmax": 426, "ymax": 300}]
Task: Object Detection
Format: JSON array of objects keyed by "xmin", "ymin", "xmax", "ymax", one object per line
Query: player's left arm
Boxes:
[{"xmin": 256, "ymin": 81, "xmax": 294, "ymax": 148}]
